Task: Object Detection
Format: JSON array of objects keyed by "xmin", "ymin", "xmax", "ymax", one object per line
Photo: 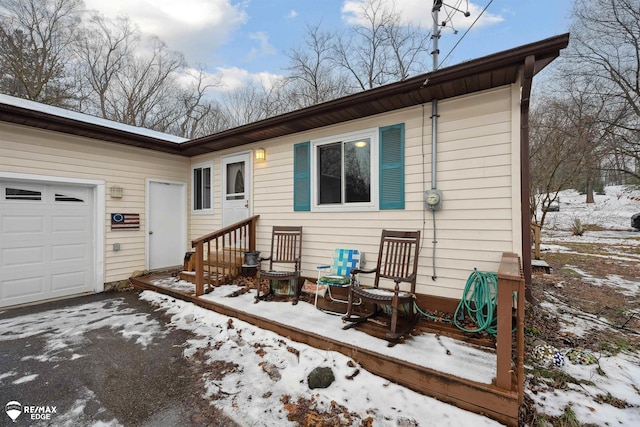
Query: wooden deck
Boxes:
[{"xmin": 131, "ymin": 263, "xmax": 523, "ymax": 426}]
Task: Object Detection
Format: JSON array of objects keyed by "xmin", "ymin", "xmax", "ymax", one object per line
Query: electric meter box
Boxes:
[{"xmin": 424, "ymin": 189, "xmax": 443, "ymax": 211}]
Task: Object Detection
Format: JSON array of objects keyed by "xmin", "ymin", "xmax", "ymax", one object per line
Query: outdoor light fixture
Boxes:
[
  {"xmin": 110, "ymin": 186, "xmax": 123, "ymax": 198},
  {"xmin": 255, "ymin": 148, "xmax": 266, "ymax": 162}
]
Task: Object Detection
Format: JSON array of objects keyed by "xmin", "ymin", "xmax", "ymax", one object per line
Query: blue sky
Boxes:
[{"xmin": 83, "ymin": 0, "xmax": 573, "ymax": 91}]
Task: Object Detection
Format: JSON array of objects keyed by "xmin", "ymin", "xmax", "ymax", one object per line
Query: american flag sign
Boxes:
[{"xmin": 111, "ymin": 213, "xmax": 140, "ymax": 230}]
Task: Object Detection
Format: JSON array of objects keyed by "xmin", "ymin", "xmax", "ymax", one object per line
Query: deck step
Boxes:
[{"xmin": 532, "ymin": 259, "xmax": 552, "ymax": 273}]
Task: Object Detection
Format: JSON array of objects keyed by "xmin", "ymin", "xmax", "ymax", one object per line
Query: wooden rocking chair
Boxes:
[
  {"xmin": 342, "ymin": 229, "xmax": 420, "ymax": 341},
  {"xmin": 255, "ymin": 226, "xmax": 303, "ymax": 304}
]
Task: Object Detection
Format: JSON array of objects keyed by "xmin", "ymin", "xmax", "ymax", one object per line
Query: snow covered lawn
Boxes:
[{"xmin": 527, "ymin": 185, "xmax": 640, "ymax": 426}]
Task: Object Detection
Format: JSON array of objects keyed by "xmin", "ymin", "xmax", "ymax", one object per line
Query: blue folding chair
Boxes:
[{"xmin": 313, "ymin": 249, "xmax": 363, "ymax": 314}]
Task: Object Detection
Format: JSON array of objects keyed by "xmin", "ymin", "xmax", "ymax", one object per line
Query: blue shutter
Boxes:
[
  {"xmin": 294, "ymin": 141, "xmax": 311, "ymax": 211},
  {"xmin": 379, "ymin": 124, "xmax": 405, "ymax": 210}
]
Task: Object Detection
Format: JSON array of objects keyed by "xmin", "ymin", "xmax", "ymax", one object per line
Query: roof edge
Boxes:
[{"xmin": 182, "ymin": 33, "xmax": 570, "ymax": 153}]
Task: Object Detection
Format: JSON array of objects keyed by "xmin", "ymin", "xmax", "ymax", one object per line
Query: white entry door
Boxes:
[
  {"xmin": 222, "ymin": 153, "xmax": 251, "ymax": 227},
  {"xmin": 148, "ymin": 180, "xmax": 186, "ymax": 270}
]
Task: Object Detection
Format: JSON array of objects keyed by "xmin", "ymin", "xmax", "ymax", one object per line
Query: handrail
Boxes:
[
  {"xmin": 192, "ymin": 215, "xmax": 260, "ymax": 246},
  {"xmin": 496, "ymin": 252, "xmax": 525, "ymax": 406},
  {"xmin": 191, "ymin": 215, "xmax": 260, "ymax": 296}
]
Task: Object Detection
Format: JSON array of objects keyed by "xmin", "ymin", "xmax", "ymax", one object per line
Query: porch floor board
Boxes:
[{"xmin": 131, "ymin": 273, "xmax": 519, "ymax": 426}]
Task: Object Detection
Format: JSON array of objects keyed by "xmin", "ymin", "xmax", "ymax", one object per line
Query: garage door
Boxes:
[{"xmin": 0, "ymin": 181, "xmax": 94, "ymax": 308}]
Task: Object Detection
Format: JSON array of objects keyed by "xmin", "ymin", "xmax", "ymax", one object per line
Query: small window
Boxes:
[
  {"xmin": 55, "ymin": 193, "xmax": 84, "ymax": 202},
  {"xmin": 5, "ymin": 188, "xmax": 42, "ymax": 201},
  {"xmin": 192, "ymin": 162, "xmax": 213, "ymax": 213},
  {"xmin": 318, "ymin": 139, "xmax": 371, "ymax": 205}
]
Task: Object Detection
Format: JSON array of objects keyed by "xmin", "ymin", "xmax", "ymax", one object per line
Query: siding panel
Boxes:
[
  {"xmin": 189, "ymin": 86, "xmax": 521, "ymax": 299},
  {"xmin": 1, "ymin": 122, "xmax": 190, "ymax": 284}
]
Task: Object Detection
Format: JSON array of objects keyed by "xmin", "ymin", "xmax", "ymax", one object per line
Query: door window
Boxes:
[{"xmin": 226, "ymin": 162, "xmax": 245, "ymax": 200}]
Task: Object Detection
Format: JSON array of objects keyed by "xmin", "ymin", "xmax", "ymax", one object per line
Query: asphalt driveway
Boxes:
[{"xmin": 0, "ymin": 290, "xmax": 238, "ymax": 427}]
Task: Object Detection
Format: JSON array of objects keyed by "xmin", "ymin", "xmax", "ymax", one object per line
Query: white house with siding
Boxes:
[{"xmin": 0, "ymin": 34, "xmax": 569, "ymax": 309}]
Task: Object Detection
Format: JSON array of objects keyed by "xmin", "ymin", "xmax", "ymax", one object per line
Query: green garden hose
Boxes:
[{"xmin": 453, "ymin": 269, "xmax": 499, "ymax": 336}]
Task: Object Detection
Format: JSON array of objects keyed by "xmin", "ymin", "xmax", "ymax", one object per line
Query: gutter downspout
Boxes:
[{"xmin": 520, "ymin": 55, "xmax": 535, "ymax": 303}]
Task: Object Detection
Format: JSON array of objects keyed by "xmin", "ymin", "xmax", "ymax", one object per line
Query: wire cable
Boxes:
[{"xmin": 437, "ymin": 0, "xmax": 495, "ymax": 69}]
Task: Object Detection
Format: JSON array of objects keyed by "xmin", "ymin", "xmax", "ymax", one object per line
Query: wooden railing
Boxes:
[
  {"xmin": 496, "ymin": 252, "xmax": 525, "ymax": 405},
  {"xmin": 191, "ymin": 215, "xmax": 260, "ymax": 296}
]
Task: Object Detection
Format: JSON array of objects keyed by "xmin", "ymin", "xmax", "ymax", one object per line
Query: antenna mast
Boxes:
[{"xmin": 431, "ymin": 0, "xmax": 442, "ymax": 70}]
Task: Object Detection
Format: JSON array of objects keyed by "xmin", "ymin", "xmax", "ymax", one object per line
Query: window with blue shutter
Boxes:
[
  {"xmin": 293, "ymin": 141, "xmax": 311, "ymax": 211},
  {"xmin": 294, "ymin": 123, "xmax": 404, "ymax": 212},
  {"xmin": 379, "ymin": 123, "xmax": 405, "ymax": 210}
]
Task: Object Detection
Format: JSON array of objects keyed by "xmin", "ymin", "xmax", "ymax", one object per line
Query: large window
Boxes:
[
  {"xmin": 192, "ymin": 162, "xmax": 213, "ymax": 213},
  {"xmin": 294, "ymin": 123, "xmax": 404, "ymax": 212},
  {"xmin": 313, "ymin": 129, "xmax": 378, "ymax": 211}
]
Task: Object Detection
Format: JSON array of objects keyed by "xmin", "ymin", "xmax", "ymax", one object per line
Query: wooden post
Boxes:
[
  {"xmin": 249, "ymin": 216, "xmax": 257, "ymax": 251},
  {"xmin": 194, "ymin": 241, "xmax": 204, "ymax": 296},
  {"xmin": 496, "ymin": 253, "xmax": 524, "ymax": 396},
  {"xmin": 530, "ymin": 223, "xmax": 541, "ymax": 260}
]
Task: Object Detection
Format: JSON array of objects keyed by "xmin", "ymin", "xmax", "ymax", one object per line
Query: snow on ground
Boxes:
[
  {"xmin": 0, "ymin": 298, "xmax": 165, "ymax": 426},
  {"xmin": 131, "ymin": 186, "xmax": 640, "ymax": 426},
  {"xmin": 540, "ymin": 185, "xmax": 640, "ymax": 232},
  {"xmin": 0, "ymin": 299, "xmax": 166, "ymax": 364},
  {"xmin": 533, "ymin": 290, "xmax": 640, "ymax": 425},
  {"xmin": 530, "ymin": 185, "xmax": 640, "ymax": 425},
  {"xmin": 151, "ymin": 277, "xmax": 497, "ymax": 385},
  {"xmin": 140, "ymin": 291, "xmax": 503, "ymax": 427}
]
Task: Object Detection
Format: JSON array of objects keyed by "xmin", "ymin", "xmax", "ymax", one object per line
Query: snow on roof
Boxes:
[{"xmin": 0, "ymin": 93, "xmax": 188, "ymax": 144}]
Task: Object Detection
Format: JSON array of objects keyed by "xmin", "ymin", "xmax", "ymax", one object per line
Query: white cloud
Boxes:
[
  {"xmin": 246, "ymin": 32, "xmax": 276, "ymax": 61},
  {"xmin": 211, "ymin": 67, "xmax": 285, "ymax": 93},
  {"xmin": 286, "ymin": 10, "xmax": 299, "ymax": 19},
  {"xmin": 341, "ymin": 0, "xmax": 503, "ymax": 31},
  {"xmin": 215, "ymin": 66, "xmax": 252, "ymax": 91},
  {"xmin": 84, "ymin": 0, "xmax": 248, "ymax": 66},
  {"xmin": 252, "ymin": 71, "xmax": 286, "ymax": 91}
]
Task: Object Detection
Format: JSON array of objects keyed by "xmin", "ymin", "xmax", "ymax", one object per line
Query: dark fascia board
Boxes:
[
  {"xmin": 180, "ymin": 33, "xmax": 569, "ymax": 157},
  {"xmin": 0, "ymin": 33, "xmax": 569, "ymax": 158},
  {"xmin": 0, "ymin": 102, "xmax": 186, "ymax": 156}
]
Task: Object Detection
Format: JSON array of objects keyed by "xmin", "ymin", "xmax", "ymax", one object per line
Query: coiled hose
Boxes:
[
  {"xmin": 454, "ymin": 269, "xmax": 499, "ymax": 336},
  {"xmin": 414, "ymin": 268, "xmax": 499, "ymax": 337}
]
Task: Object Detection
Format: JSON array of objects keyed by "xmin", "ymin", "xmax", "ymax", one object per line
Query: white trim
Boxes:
[
  {"xmin": 311, "ymin": 127, "xmax": 379, "ymax": 212},
  {"xmin": 191, "ymin": 161, "xmax": 214, "ymax": 215},
  {"xmin": 0, "ymin": 93, "xmax": 188, "ymax": 143},
  {"xmin": 0, "ymin": 172, "xmax": 105, "ymax": 293},
  {"xmin": 145, "ymin": 178, "xmax": 188, "ymax": 270}
]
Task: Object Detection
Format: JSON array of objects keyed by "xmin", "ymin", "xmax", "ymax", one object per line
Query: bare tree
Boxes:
[
  {"xmin": 171, "ymin": 67, "xmax": 222, "ymax": 138},
  {"xmin": 332, "ymin": 0, "xmax": 393, "ymax": 90},
  {"xmin": 331, "ymin": 0, "xmax": 430, "ymax": 90},
  {"xmin": 530, "ymin": 78, "xmax": 606, "ymax": 230},
  {"xmin": 218, "ymin": 76, "xmax": 291, "ymax": 129},
  {"xmin": 219, "ymin": 83, "xmax": 269, "ymax": 129},
  {"xmin": 73, "ymin": 13, "xmax": 136, "ymax": 118},
  {"xmin": 566, "ymin": 0, "xmax": 640, "ymax": 182},
  {"xmin": 102, "ymin": 35, "xmax": 185, "ymax": 130},
  {"xmin": 284, "ymin": 23, "xmax": 353, "ymax": 109},
  {"xmin": 0, "ymin": 0, "xmax": 82, "ymax": 106},
  {"xmin": 382, "ymin": 11, "xmax": 430, "ymax": 81}
]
